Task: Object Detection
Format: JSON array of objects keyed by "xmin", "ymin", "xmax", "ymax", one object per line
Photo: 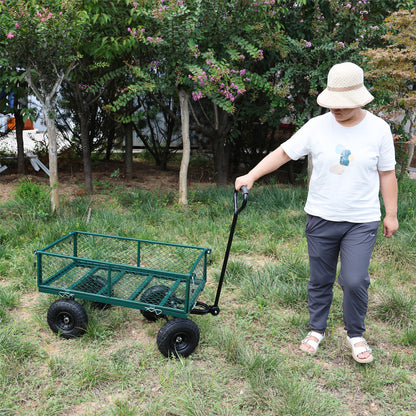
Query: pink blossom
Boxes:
[
  {"xmin": 15, "ymin": 23, "xmax": 19, "ymax": 28},
  {"xmin": 7, "ymin": 32, "xmax": 14, "ymax": 39},
  {"xmin": 149, "ymin": 61, "xmax": 160, "ymax": 70},
  {"xmin": 192, "ymin": 91, "xmax": 203, "ymax": 101}
]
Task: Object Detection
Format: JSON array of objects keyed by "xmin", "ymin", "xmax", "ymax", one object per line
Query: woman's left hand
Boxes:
[{"xmin": 382, "ymin": 215, "xmax": 399, "ymax": 238}]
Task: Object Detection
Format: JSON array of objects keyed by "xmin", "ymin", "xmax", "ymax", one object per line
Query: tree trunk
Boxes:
[
  {"xmin": 178, "ymin": 89, "xmax": 190, "ymax": 207},
  {"xmin": 406, "ymin": 112, "xmax": 415, "ymax": 170},
  {"xmin": 125, "ymin": 122, "xmax": 133, "ymax": 181},
  {"xmin": 80, "ymin": 114, "xmax": 93, "ymax": 193},
  {"xmin": 212, "ymin": 135, "xmax": 230, "ymax": 186},
  {"xmin": 24, "ymin": 62, "xmax": 76, "ymax": 212},
  {"xmin": 44, "ymin": 108, "xmax": 59, "ymax": 211},
  {"xmin": 105, "ymin": 123, "xmax": 115, "ymax": 161},
  {"xmin": 15, "ymin": 111, "xmax": 25, "ymax": 174},
  {"xmin": 212, "ymin": 105, "xmax": 231, "ymax": 185},
  {"xmin": 407, "ymin": 142, "xmax": 415, "ymax": 169}
]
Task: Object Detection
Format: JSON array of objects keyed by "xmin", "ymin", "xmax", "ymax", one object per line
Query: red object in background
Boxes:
[{"xmin": 7, "ymin": 117, "xmax": 34, "ymax": 130}]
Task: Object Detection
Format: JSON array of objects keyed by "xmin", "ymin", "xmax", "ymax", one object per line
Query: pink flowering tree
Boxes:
[
  {"xmin": 274, "ymin": 1, "xmax": 380, "ymax": 126},
  {"xmin": 275, "ymin": 0, "xmax": 415, "ymax": 181},
  {"xmin": 116, "ymin": 0, "xmax": 291, "ymax": 200},
  {"xmin": 274, "ymin": 0, "xmax": 416, "ymax": 126},
  {"xmin": 363, "ymin": 9, "xmax": 416, "ymax": 177},
  {"xmin": 1, "ymin": 0, "xmax": 87, "ymax": 210}
]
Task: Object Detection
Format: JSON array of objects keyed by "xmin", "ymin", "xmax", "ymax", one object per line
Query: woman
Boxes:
[{"xmin": 235, "ymin": 62, "xmax": 398, "ymax": 364}]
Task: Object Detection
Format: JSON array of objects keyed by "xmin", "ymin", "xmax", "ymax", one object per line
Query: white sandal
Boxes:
[
  {"xmin": 347, "ymin": 336, "xmax": 373, "ymax": 364},
  {"xmin": 300, "ymin": 331, "xmax": 325, "ymax": 354}
]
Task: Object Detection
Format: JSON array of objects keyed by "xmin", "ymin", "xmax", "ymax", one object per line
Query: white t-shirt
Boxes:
[{"xmin": 281, "ymin": 111, "xmax": 396, "ymax": 222}]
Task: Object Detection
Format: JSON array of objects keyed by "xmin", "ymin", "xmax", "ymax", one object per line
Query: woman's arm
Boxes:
[
  {"xmin": 379, "ymin": 169, "xmax": 399, "ymax": 238},
  {"xmin": 235, "ymin": 146, "xmax": 292, "ymax": 191}
]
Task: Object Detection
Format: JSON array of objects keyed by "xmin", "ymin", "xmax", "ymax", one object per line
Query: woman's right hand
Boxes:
[{"xmin": 235, "ymin": 174, "xmax": 254, "ymax": 191}]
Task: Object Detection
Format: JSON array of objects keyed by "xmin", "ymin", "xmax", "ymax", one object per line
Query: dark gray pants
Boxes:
[{"xmin": 305, "ymin": 215, "xmax": 379, "ymax": 338}]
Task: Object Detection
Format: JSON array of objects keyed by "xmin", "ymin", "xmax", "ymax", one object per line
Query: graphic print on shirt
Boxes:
[{"xmin": 329, "ymin": 144, "xmax": 354, "ymax": 175}]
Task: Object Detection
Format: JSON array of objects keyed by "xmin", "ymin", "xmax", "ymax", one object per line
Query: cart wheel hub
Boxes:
[
  {"xmin": 63, "ymin": 316, "xmax": 70, "ymax": 324},
  {"xmin": 175, "ymin": 336, "xmax": 183, "ymax": 344}
]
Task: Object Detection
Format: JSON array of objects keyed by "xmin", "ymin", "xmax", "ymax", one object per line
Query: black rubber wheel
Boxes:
[
  {"xmin": 89, "ymin": 275, "xmax": 113, "ymax": 309},
  {"xmin": 157, "ymin": 318, "xmax": 200, "ymax": 358},
  {"xmin": 47, "ymin": 299, "xmax": 88, "ymax": 338},
  {"xmin": 139, "ymin": 285, "xmax": 171, "ymax": 321}
]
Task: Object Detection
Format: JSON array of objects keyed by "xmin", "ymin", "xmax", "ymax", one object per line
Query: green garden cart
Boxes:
[{"xmin": 35, "ymin": 187, "xmax": 248, "ymax": 357}]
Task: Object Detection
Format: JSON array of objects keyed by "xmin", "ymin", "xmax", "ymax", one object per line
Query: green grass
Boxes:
[{"xmin": 0, "ymin": 176, "xmax": 415, "ymax": 415}]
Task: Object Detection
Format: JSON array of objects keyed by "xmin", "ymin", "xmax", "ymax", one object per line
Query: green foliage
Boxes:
[
  {"xmin": 362, "ymin": 9, "xmax": 416, "ymax": 177},
  {"xmin": 276, "ymin": 0, "xmax": 388, "ymax": 125},
  {"xmin": 9, "ymin": 178, "xmax": 51, "ymax": 220}
]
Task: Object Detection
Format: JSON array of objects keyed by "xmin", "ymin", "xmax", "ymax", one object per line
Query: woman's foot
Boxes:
[
  {"xmin": 300, "ymin": 331, "xmax": 325, "ymax": 354},
  {"xmin": 347, "ymin": 336, "xmax": 373, "ymax": 363}
]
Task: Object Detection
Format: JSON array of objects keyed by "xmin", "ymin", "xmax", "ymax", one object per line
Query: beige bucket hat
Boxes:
[{"xmin": 317, "ymin": 62, "xmax": 374, "ymax": 109}]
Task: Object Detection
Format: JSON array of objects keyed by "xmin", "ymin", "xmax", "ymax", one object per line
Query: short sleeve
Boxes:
[
  {"xmin": 281, "ymin": 120, "xmax": 314, "ymax": 161},
  {"xmin": 377, "ymin": 124, "xmax": 396, "ymax": 171}
]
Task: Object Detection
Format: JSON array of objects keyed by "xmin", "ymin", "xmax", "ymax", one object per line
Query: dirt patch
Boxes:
[{"xmin": 0, "ymin": 157, "xmax": 215, "ymax": 203}]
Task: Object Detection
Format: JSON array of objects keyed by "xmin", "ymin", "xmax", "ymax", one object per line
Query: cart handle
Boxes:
[
  {"xmin": 191, "ymin": 186, "xmax": 249, "ymax": 317},
  {"xmin": 212, "ymin": 186, "xmax": 248, "ymax": 314}
]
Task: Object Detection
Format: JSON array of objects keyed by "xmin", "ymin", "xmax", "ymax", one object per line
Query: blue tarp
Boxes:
[{"xmin": 0, "ymin": 88, "xmax": 14, "ymax": 108}]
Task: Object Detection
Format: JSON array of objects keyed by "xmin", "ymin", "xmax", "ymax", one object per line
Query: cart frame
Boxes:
[{"xmin": 36, "ymin": 231, "xmax": 211, "ymax": 319}]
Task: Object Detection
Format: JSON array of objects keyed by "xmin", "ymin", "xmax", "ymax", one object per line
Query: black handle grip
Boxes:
[{"xmin": 234, "ymin": 185, "xmax": 249, "ymax": 214}]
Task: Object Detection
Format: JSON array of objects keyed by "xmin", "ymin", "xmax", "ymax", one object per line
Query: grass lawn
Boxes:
[{"xmin": 0, "ymin": 173, "xmax": 415, "ymax": 416}]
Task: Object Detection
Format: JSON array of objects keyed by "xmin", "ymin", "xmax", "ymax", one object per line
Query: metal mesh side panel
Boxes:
[
  {"xmin": 43, "ymin": 233, "xmax": 207, "ymax": 276},
  {"xmin": 138, "ymin": 242, "xmax": 203, "ymax": 274}
]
